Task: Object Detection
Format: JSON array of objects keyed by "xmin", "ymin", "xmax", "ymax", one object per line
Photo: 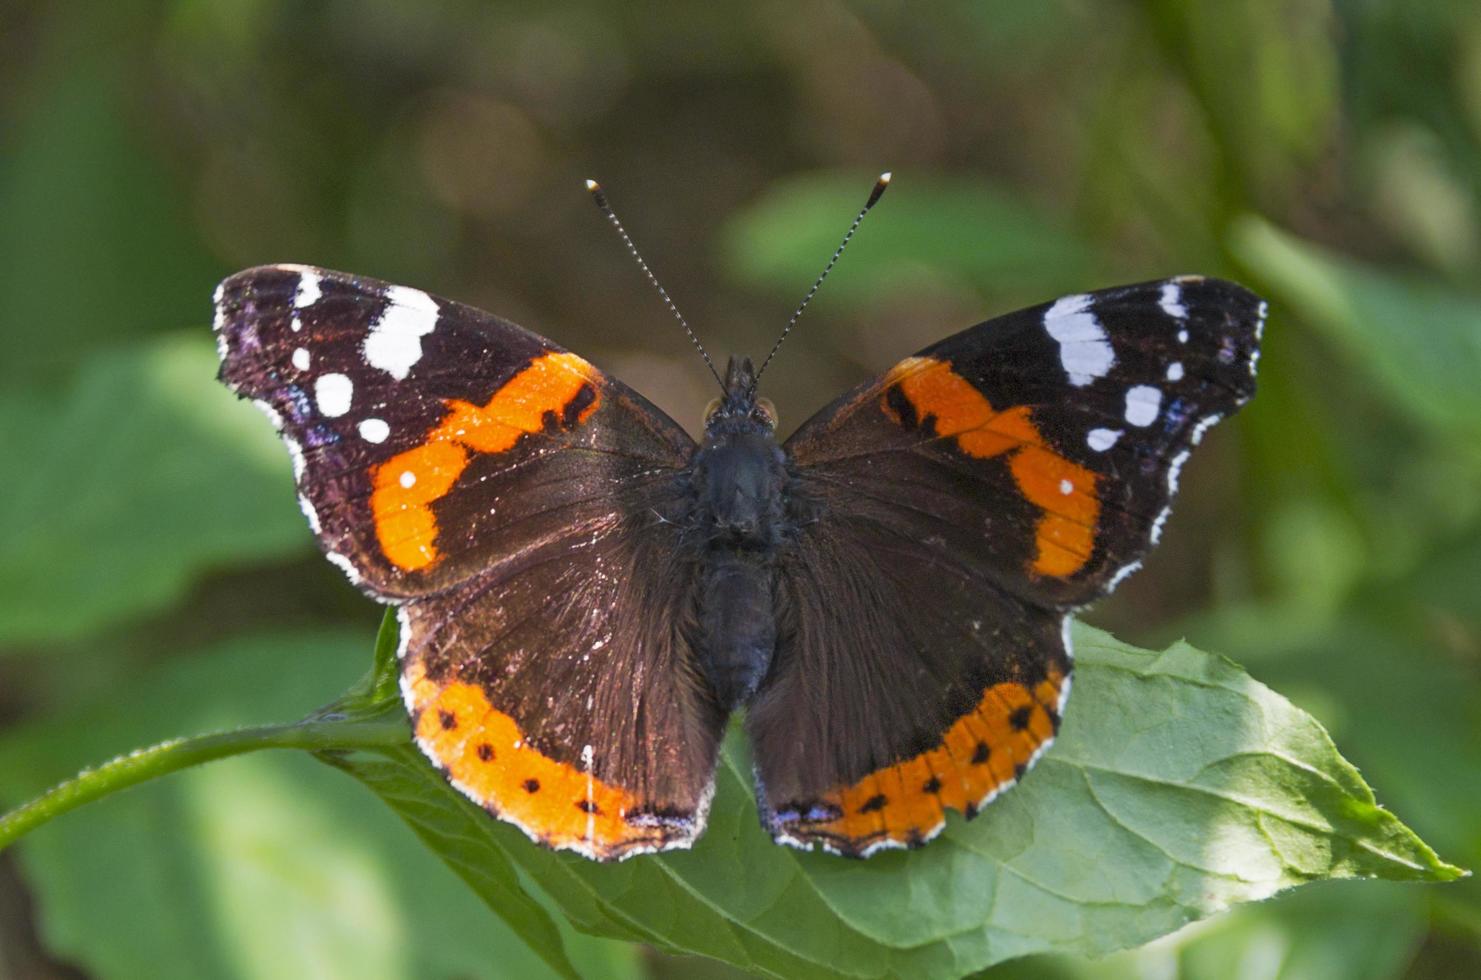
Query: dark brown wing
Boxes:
[
  {"xmin": 216, "ymin": 265, "xmax": 724, "ymax": 859},
  {"xmin": 749, "ymin": 276, "xmax": 1263, "ymax": 855},
  {"xmin": 215, "ymin": 264, "xmax": 695, "ymax": 600},
  {"xmin": 398, "ymin": 474, "xmax": 726, "ymax": 860}
]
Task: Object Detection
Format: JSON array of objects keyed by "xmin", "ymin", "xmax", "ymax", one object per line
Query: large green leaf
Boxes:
[
  {"xmin": 0, "ymin": 628, "xmax": 635, "ymax": 980},
  {"xmin": 0, "ymin": 335, "xmax": 311, "ymax": 647},
  {"xmin": 0, "ymin": 5, "xmax": 222, "ymax": 382},
  {"xmin": 991, "ymin": 880, "xmax": 1429, "ymax": 980},
  {"xmin": 322, "ymin": 618, "xmax": 1461, "ymax": 979},
  {"xmin": 1231, "ymin": 217, "xmax": 1481, "ymax": 442}
]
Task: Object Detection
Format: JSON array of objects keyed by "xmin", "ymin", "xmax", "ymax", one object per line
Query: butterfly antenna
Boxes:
[
  {"xmin": 751, "ymin": 171, "xmax": 891, "ymax": 392},
  {"xmin": 586, "ymin": 178, "xmax": 724, "ymax": 389}
]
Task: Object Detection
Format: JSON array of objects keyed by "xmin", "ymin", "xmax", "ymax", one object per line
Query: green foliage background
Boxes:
[{"xmin": 1, "ymin": 1, "xmax": 1478, "ymax": 977}]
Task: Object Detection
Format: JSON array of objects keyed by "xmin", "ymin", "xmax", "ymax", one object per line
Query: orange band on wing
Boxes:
[
  {"xmin": 880, "ymin": 357, "xmax": 1099, "ymax": 577},
  {"xmin": 371, "ymin": 352, "xmax": 600, "ymax": 571},
  {"xmin": 774, "ymin": 668, "xmax": 1067, "ymax": 854},
  {"xmin": 404, "ymin": 661, "xmax": 689, "ymax": 859}
]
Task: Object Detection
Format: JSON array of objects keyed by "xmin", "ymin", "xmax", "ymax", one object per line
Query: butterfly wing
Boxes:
[
  {"xmin": 216, "ymin": 265, "xmax": 725, "ymax": 859},
  {"xmin": 749, "ymin": 276, "xmax": 1264, "ymax": 855}
]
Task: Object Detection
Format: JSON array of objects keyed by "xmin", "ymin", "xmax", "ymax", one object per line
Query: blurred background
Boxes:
[{"xmin": 1, "ymin": 1, "xmax": 1478, "ymax": 977}]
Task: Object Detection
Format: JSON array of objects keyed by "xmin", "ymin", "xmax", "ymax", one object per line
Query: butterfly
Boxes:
[{"xmin": 213, "ymin": 178, "xmax": 1263, "ymax": 860}]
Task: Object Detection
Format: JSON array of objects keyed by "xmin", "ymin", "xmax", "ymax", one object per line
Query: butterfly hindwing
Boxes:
[
  {"xmin": 749, "ymin": 276, "xmax": 1263, "ymax": 854},
  {"xmin": 751, "ymin": 531, "xmax": 1070, "ymax": 856},
  {"xmin": 398, "ymin": 473, "xmax": 727, "ymax": 859},
  {"xmin": 216, "ymin": 265, "xmax": 724, "ymax": 860}
]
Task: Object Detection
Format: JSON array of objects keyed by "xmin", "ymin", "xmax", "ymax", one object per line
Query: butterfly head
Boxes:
[{"xmin": 703, "ymin": 356, "xmax": 777, "ymax": 436}]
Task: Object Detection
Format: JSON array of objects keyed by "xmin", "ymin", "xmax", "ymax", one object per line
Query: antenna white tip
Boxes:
[
  {"xmin": 584, "ymin": 178, "xmax": 600, "ymax": 192},
  {"xmin": 879, "ymin": 171, "xmax": 892, "ymax": 183}
]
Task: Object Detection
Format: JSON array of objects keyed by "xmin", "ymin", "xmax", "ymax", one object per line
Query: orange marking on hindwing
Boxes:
[
  {"xmin": 370, "ymin": 352, "xmax": 600, "ymax": 571},
  {"xmin": 404, "ymin": 661, "xmax": 680, "ymax": 859},
  {"xmin": 777, "ymin": 668, "xmax": 1066, "ymax": 854},
  {"xmin": 879, "ymin": 357, "xmax": 1101, "ymax": 577}
]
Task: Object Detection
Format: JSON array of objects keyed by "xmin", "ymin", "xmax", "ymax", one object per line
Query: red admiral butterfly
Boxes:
[{"xmin": 214, "ymin": 176, "xmax": 1263, "ymax": 859}]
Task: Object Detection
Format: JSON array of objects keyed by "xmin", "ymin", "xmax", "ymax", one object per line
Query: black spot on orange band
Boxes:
[
  {"xmin": 371, "ymin": 352, "xmax": 601, "ymax": 572},
  {"xmin": 403, "ymin": 661, "xmax": 697, "ymax": 860},
  {"xmin": 770, "ymin": 668, "xmax": 1067, "ymax": 855}
]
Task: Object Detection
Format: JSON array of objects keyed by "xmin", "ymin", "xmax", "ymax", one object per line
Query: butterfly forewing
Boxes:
[{"xmin": 215, "ymin": 264, "xmax": 696, "ymax": 600}]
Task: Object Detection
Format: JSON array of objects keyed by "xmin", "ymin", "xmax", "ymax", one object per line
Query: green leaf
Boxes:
[
  {"xmin": 0, "ymin": 335, "xmax": 311, "ymax": 646},
  {"xmin": 1141, "ymin": 0, "xmax": 1338, "ymax": 200},
  {"xmin": 0, "ymin": 628, "xmax": 635, "ymax": 980},
  {"xmin": 1184, "ymin": 533, "xmax": 1481, "ymax": 930},
  {"xmin": 2, "ymin": 622, "xmax": 1460, "ymax": 977},
  {"xmin": 991, "ymin": 880, "xmax": 1428, "ymax": 980},
  {"xmin": 324, "ymin": 620, "xmax": 1462, "ymax": 978},
  {"xmin": 0, "ymin": 10, "xmax": 222, "ymax": 382},
  {"xmin": 721, "ymin": 172, "xmax": 1093, "ymax": 308},
  {"xmin": 1230, "ymin": 216, "xmax": 1481, "ymax": 442}
]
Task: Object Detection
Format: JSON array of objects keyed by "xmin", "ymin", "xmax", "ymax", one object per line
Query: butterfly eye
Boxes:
[
  {"xmin": 703, "ymin": 397, "xmax": 722, "ymax": 425},
  {"xmin": 755, "ymin": 397, "xmax": 778, "ymax": 428}
]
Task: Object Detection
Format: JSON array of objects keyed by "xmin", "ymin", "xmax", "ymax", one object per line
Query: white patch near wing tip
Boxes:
[
  {"xmin": 1043, "ymin": 294, "xmax": 1114, "ymax": 386},
  {"xmin": 293, "ymin": 270, "xmax": 322, "ymax": 309},
  {"xmin": 1159, "ymin": 281, "xmax": 1187, "ymax": 320},
  {"xmin": 364, "ymin": 286, "xmax": 440, "ymax": 380}
]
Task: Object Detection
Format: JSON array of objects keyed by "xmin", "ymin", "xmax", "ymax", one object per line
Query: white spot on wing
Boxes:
[
  {"xmin": 1159, "ymin": 282, "xmax": 1186, "ymax": 320},
  {"xmin": 399, "ymin": 470, "xmax": 416, "ymax": 488},
  {"xmin": 294, "ymin": 272, "xmax": 322, "ymax": 309},
  {"xmin": 292, "ymin": 347, "xmax": 311, "ymax": 371},
  {"xmin": 1059, "ymin": 478, "xmax": 1073, "ymax": 495},
  {"xmin": 1177, "ymin": 328, "xmax": 1189, "ymax": 344},
  {"xmin": 1086, "ymin": 427, "xmax": 1121, "ymax": 452},
  {"xmin": 1166, "ymin": 361, "xmax": 1184, "ymax": 381},
  {"xmin": 1124, "ymin": 385, "xmax": 1162, "ymax": 427},
  {"xmin": 364, "ymin": 286, "xmax": 439, "ymax": 380},
  {"xmin": 315, "ymin": 373, "xmax": 353, "ymax": 417},
  {"xmin": 1043, "ymin": 294, "xmax": 1114, "ymax": 386},
  {"xmin": 359, "ymin": 417, "xmax": 390, "ymax": 443}
]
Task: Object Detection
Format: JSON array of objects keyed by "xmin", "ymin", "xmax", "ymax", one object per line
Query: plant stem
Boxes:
[{"xmin": 0, "ymin": 707, "xmax": 406, "ymax": 851}]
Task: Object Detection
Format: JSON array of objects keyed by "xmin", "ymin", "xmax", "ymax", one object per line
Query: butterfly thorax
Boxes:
[{"xmin": 690, "ymin": 356, "xmax": 787, "ymax": 709}]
